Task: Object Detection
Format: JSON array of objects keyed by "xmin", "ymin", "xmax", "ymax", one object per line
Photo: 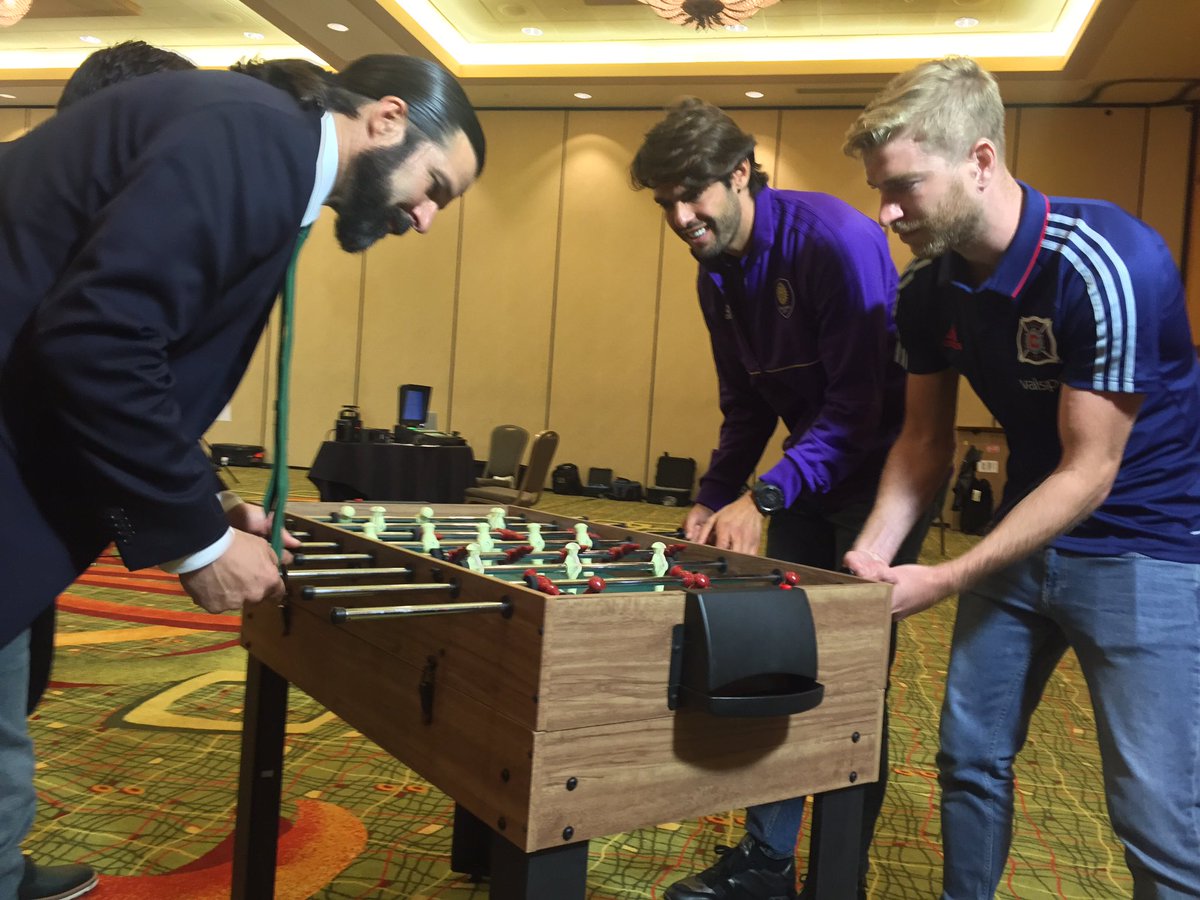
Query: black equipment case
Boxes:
[
  {"xmin": 210, "ymin": 443, "xmax": 266, "ymax": 467},
  {"xmin": 646, "ymin": 453, "xmax": 696, "ymax": 506},
  {"xmin": 607, "ymin": 477, "xmax": 644, "ymax": 502},
  {"xmin": 583, "ymin": 467, "xmax": 614, "ymax": 498}
]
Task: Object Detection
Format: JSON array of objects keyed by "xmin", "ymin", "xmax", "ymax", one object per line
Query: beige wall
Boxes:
[{"xmin": 5, "ymin": 102, "xmax": 1193, "ymax": 491}]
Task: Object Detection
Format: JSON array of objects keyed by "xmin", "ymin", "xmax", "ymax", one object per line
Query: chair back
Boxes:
[
  {"xmin": 481, "ymin": 424, "xmax": 529, "ymax": 479},
  {"xmin": 516, "ymin": 430, "xmax": 560, "ymax": 503}
]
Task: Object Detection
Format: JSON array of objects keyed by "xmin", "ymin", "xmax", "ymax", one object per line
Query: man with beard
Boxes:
[
  {"xmin": 842, "ymin": 56, "xmax": 1200, "ymax": 897},
  {"xmin": 631, "ymin": 99, "xmax": 930, "ymax": 900},
  {"xmin": 0, "ymin": 55, "xmax": 484, "ymax": 899}
]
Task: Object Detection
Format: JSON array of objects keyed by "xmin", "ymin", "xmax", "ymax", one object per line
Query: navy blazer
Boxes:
[{"xmin": 0, "ymin": 70, "xmax": 321, "ymax": 645}]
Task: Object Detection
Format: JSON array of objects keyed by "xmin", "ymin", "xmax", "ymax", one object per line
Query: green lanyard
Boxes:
[{"xmin": 263, "ymin": 225, "xmax": 312, "ymax": 561}]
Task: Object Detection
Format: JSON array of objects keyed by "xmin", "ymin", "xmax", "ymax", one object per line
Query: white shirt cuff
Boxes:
[{"xmin": 160, "ymin": 527, "xmax": 235, "ymax": 575}]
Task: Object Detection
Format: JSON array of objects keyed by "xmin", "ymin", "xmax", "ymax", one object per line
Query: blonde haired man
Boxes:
[{"xmin": 842, "ymin": 56, "xmax": 1200, "ymax": 898}]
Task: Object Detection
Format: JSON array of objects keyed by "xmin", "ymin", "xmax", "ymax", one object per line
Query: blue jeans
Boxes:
[
  {"xmin": 938, "ymin": 549, "xmax": 1200, "ymax": 899},
  {"xmin": 0, "ymin": 628, "xmax": 35, "ymax": 898},
  {"xmin": 746, "ymin": 497, "xmax": 931, "ymax": 882}
]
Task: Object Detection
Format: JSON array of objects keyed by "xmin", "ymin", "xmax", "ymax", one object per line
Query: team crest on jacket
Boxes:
[
  {"xmin": 774, "ymin": 279, "xmax": 795, "ymax": 319},
  {"xmin": 1016, "ymin": 316, "xmax": 1059, "ymax": 365}
]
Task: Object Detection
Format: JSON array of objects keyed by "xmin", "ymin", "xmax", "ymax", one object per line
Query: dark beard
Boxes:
[
  {"xmin": 332, "ymin": 136, "xmax": 421, "ymax": 253},
  {"xmin": 686, "ymin": 197, "xmax": 742, "ymax": 262}
]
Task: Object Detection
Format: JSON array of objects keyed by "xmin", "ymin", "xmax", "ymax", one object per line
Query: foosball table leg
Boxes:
[
  {"xmin": 231, "ymin": 655, "xmax": 289, "ymax": 900},
  {"xmin": 450, "ymin": 804, "xmax": 589, "ymax": 899},
  {"xmin": 806, "ymin": 783, "xmax": 866, "ymax": 899},
  {"xmin": 450, "ymin": 802, "xmax": 491, "ymax": 881}
]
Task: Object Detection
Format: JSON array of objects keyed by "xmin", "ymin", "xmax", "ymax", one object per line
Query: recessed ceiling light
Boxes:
[
  {"xmin": 0, "ymin": 93, "xmax": 15, "ymax": 100},
  {"xmin": 574, "ymin": 92, "xmax": 592, "ymax": 100},
  {"xmin": 243, "ymin": 31, "xmax": 265, "ymax": 40},
  {"xmin": 521, "ymin": 26, "xmax": 543, "ymax": 36},
  {"xmin": 725, "ymin": 23, "xmax": 748, "ymax": 32},
  {"xmin": 745, "ymin": 90, "xmax": 764, "ymax": 99},
  {"xmin": 326, "ymin": 22, "xmax": 349, "ymax": 32},
  {"xmin": 954, "ymin": 16, "xmax": 980, "ymax": 27},
  {"xmin": 79, "ymin": 35, "xmax": 102, "ymax": 44}
]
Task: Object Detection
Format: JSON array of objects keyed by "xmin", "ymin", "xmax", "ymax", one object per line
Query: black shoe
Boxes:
[
  {"xmin": 17, "ymin": 855, "xmax": 98, "ymax": 900},
  {"xmin": 664, "ymin": 835, "xmax": 796, "ymax": 900}
]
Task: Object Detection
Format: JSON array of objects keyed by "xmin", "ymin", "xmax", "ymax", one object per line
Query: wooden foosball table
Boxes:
[{"xmin": 231, "ymin": 502, "xmax": 892, "ymax": 898}]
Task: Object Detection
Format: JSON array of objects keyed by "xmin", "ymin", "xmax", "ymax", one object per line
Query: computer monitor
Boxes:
[{"xmin": 397, "ymin": 384, "xmax": 432, "ymax": 428}]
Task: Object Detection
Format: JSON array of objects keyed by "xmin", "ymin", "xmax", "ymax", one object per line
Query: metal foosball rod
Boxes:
[
  {"xmin": 329, "ymin": 599, "xmax": 510, "ymax": 623},
  {"xmin": 301, "ymin": 582, "xmax": 457, "ymax": 600},
  {"xmin": 445, "ymin": 542, "xmax": 678, "ymax": 564},
  {"xmin": 480, "ymin": 558, "xmax": 728, "ymax": 574},
  {"xmin": 286, "ymin": 567, "xmax": 415, "ymax": 580},
  {"xmin": 291, "ymin": 553, "xmax": 376, "ymax": 565}
]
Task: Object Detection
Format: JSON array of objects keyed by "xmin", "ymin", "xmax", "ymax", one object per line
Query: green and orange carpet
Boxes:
[{"xmin": 24, "ymin": 469, "xmax": 1129, "ymax": 898}]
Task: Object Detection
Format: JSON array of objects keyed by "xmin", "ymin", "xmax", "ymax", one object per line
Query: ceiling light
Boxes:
[
  {"xmin": 0, "ymin": 0, "xmax": 31, "ymax": 28},
  {"xmin": 0, "ymin": 93, "xmax": 15, "ymax": 100},
  {"xmin": 521, "ymin": 26, "xmax": 543, "ymax": 36},
  {"xmin": 243, "ymin": 31, "xmax": 265, "ymax": 40},
  {"xmin": 326, "ymin": 22, "xmax": 349, "ymax": 32},
  {"xmin": 636, "ymin": 0, "xmax": 779, "ymax": 31},
  {"xmin": 745, "ymin": 90, "xmax": 764, "ymax": 99},
  {"xmin": 80, "ymin": 35, "xmax": 102, "ymax": 45},
  {"xmin": 725, "ymin": 23, "xmax": 748, "ymax": 32},
  {"xmin": 954, "ymin": 16, "xmax": 980, "ymax": 28},
  {"xmin": 574, "ymin": 92, "xmax": 592, "ymax": 99}
]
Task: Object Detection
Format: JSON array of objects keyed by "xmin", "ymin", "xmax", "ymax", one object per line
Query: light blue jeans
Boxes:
[
  {"xmin": 938, "ymin": 549, "xmax": 1200, "ymax": 899},
  {"xmin": 0, "ymin": 628, "xmax": 35, "ymax": 898}
]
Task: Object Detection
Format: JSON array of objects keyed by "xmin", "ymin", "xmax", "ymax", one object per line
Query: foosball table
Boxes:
[{"xmin": 231, "ymin": 502, "xmax": 893, "ymax": 899}]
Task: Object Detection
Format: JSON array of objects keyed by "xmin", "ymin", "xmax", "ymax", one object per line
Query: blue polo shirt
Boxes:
[{"xmin": 897, "ymin": 181, "xmax": 1200, "ymax": 562}]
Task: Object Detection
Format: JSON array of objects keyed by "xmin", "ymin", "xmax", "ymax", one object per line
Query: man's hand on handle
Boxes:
[
  {"xmin": 226, "ymin": 500, "xmax": 301, "ymax": 564},
  {"xmin": 180, "ymin": 530, "xmax": 285, "ymax": 613}
]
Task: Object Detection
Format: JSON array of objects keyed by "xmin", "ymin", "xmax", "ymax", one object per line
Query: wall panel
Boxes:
[
  {"xmin": 286, "ymin": 211, "xmax": 365, "ymax": 465},
  {"xmin": 1141, "ymin": 105, "xmax": 1190, "ymax": 264},
  {"xmin": 450, "ymin": 110, "xmax": 565, "ymax": 453},
  {"xmin": 550, "ymin": 110, "xmax": 663, "ymax": 484},
  {"xmin": 1013, "ymin": 108, "xmax": 1144, "ymax": 212},
  {"xmin": 358, "ymin": 192, "xmax": 463, "ymax": 435},
  {"xmin": 0, "ymin": 109, "xmax": 27, "ymax": 141}
]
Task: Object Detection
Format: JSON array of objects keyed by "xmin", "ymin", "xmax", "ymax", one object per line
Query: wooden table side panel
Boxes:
[
  {"xmin": 526, "ymin": 689, "xmax": 884, "ymax": 849},
  {"xmin": 287, "ymin": 515, "xmax": 551, "ymax": 730},
  {"xmin": 241, "ymin": 600, "xmax": 538, "ymax": 844},
  {"xmin": 537, "ymin": 583, "xmax": 890, "ymax": 732}
]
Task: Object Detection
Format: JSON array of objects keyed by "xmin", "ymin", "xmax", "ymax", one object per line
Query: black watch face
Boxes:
[{"xmin": 755, "ymin": 482, "xmax": 784, "ymax": 514}]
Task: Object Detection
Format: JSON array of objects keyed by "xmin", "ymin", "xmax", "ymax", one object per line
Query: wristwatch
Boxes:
[{"xmin": 750, "ymin": 479, "xmax": 785, "ymax": 515}]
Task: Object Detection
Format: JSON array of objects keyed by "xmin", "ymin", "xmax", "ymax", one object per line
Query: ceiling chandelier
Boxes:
[
  {"xmin": 0, "ymin": 0, "xmax": 31, "ymax": 28},
  {"xmin": 635, "ymin": 0, "xmax": 778, "ymax": 30}
]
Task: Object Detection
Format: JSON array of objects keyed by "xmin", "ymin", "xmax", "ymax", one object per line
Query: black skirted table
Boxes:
[{"xmin": 307, "ymin": 441, "xmax": 475, "ymax": 503}]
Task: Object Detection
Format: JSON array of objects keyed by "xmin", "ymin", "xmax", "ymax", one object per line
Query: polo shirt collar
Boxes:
[{"xmin": 938, "ymin": 180, "xmax": 1049, "ymax": 298}]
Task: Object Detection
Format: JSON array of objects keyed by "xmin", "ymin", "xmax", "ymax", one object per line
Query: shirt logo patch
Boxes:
[
  {"xmin": 1016, "ymin": 316, "xmax": 1060, "ymax": 365},
  {"xmin": 724, "ymin": 304, "xmax": 733, "ymax": 320},
  {"xmin": 943, "ymin": 325, "xmax": 962, "ymax": 351},
  {"xmin": 774, "ymin": 279, "xmax": 795, "ymax": 320}
]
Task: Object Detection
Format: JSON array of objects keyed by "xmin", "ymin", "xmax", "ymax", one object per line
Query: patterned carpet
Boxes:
[{"xmin": 23, "ymin": 468, "xmax": 1128, "ymax": 899}]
